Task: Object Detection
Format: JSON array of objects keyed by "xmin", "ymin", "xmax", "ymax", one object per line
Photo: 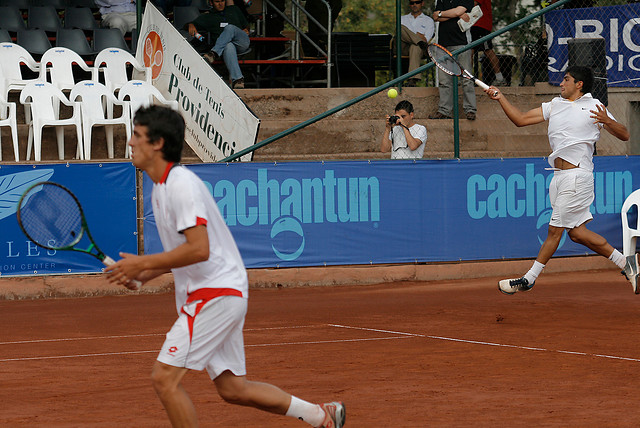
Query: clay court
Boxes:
[{"xmin": 1, "ymin": 267, "xmax": 639, "ymax": 427}]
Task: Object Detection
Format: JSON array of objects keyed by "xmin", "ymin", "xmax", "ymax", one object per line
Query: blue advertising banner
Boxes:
[
  {"xmin": 0, "ymin": 163, "xmax": 138, "ymax": 277},
  {"xmin": 546, "ymin": 3, "xmax": 640, "ymax": 86},
  {"xmin": 143, "ymin": 157, "xmax": 639, "ymax": 268}
]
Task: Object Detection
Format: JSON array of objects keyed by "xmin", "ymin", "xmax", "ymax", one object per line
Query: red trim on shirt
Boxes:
[
  {"xmin": 159, "ymin": 162, "xmax": 174, "ymax": 184},
  {"xmin": 196, "ymin": 216, "xmax": 208, "ymax": 227},
  {"xmin": 181, "ymin": 288, "xmax": 243, "ymax": 341}
]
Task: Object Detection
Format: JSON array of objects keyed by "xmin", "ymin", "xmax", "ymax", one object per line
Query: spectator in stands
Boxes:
[
  {"xmin": 96, "ymin": 0, "xmax": 137, "ymax": 35},
  {"xmin": 400, "ymin": 0, "xmax": 435, "ymax": 87},
  {"xmin": 429, "ymin": 0, "xmax": 477, "ymax": 121},
  {"xmin": 187, "ymin": 0, "xmax": 250, "ymax": 89},
  {"xmin": 468, "ymin": 0, "xmax": 506, "ymax": 85},
  {"xmin": 151, "ymin": 0, "xmax": 193, "ymax": 15},
  {"xmin": 381, "ymin": 100, "xmax": 428, "ymax": 159}
]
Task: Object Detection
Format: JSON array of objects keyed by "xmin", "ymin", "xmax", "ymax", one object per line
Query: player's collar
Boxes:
[{"xmin": 159, "ymin": 162, "xmax": 175, "ymax": 184}]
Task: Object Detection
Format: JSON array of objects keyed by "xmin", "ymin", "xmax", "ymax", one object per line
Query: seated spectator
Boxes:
[
  {"xmin": 380, "ymin": 100, "xmax": 427, "ymax": 159},
  {"xmin": 96, "ymin": 0, "xmax": 137, "ymax": 35},
  {"xmin": 400, "ymin": 0, "xmax": 434, "ymax": 87},
  {"xmin": 186, "ymin": 0, "xmax": 250, "ymax": 89}
]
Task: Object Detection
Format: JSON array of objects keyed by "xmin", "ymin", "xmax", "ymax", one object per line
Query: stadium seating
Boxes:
[
  {"xmin": 28, "ymin": 6, "xmax": 63, "ymax": 34},
  {"xmin": 39, "ymin": 47, "xmax": 94, "ymax": 91},
  {"xmin": 0, "ymin": 43, "xmax": 40, "ymax": 101},
  {"xmin": 56, "ymin": 28, "xmax": 95, "ymax": 57},
  {"xmin": 17, "ymin": 29, "xmax": 52, "ymax": 56},
  {"xmin": 64, "ymin": 7, "xmax": 100, "ymax": 32},
  {"xmin": 0, "ymin": 6, "xmax": 27, "ymax": 33}
]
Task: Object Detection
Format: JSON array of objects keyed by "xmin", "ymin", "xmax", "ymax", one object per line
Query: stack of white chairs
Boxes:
[
  {"xmin": 0, "ymin": 41, "xmax": 188, "ymax": 162},
  {"xmin": 20, "ymin": 81, "xmax": 83, "ymax": 162},
  {"xmin": 70, "ymin": 80, "xmax": 131, "ymax": 160}
]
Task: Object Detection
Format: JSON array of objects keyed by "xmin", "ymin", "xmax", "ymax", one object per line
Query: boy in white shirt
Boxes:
[
  {"xmin": 381, "ymin": 100, "xmax": 428, "ymax": 159},
  {"xmin": 106, "ymin": 106, "xmax": 345, "ymax": 428},
  {"xmin": 484, "ymin": 66, "xmax": 638, "ymax": 294}
]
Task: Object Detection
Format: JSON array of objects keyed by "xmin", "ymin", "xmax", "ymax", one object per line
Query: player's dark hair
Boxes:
[
  {"xmin": 566, "ymin": 65, "xmax": 594, "ymax": 94},
  {"xmin": 134, "ymin": 105, "xmax": 185, "ymax": 163},
  {"xmin": 395, "ymin": 100, "xmax": 414, "ymax": 114}
]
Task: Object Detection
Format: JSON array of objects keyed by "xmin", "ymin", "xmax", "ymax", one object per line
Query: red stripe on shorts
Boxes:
[{"xmin": 181, "ymin": 288, "xmax": 243, "ymax": 341}]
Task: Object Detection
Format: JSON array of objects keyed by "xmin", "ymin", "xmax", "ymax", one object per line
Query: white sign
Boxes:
[{"xmin": 136, "ymin": 3, "xmax": 259, "ymax": 161}]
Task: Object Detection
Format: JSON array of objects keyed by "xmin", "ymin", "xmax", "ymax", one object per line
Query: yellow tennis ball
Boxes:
[{"xmin": 387, "ymin": 88, "xmax": 398, "ymax": 99}]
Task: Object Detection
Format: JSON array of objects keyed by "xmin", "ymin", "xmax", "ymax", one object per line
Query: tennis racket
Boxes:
[
  {"xmin": 16, "ymin": 181, "xmax": 142, "ymax": 290},
  {"xmin": 427, "ymin": 43, "xmax": 498, "ymax": 96}
]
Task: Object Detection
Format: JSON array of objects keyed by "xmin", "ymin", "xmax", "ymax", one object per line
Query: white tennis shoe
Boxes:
[
  {"xmin": 320, "ymin": 401, "xmax": 346, "ymax": 428},
  {"xmin": 498, "ymin": 277, "xmax": 534, "ymax": 295},
  {"xmin": 622, "ymin": 254, "xmax": 639, "ymax": 294}
]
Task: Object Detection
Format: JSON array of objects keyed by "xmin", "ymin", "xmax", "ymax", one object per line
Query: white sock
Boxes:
[
  {"xmin": 524, "ymin": 261, "xmax": 545, "ymax": 284},
  {"xmin": 609, "ymin": 249, "xmax": 626, "ymax": 269},
  {"xmin": 285, "ymin": 396, "xmax": 325, "ymax": 427},
  {"xmin": 495, "ymin": 72, "xmax": 504, "ymax": 81}
]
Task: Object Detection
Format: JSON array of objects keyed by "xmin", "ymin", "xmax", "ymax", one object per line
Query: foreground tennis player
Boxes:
[
  {"xmin": 485, "ymin": 65, "xmax": 639, "ymax": 295},
  {"xmin": 106, "ymin": 106, "xmax": 345, "ymax": 428}
]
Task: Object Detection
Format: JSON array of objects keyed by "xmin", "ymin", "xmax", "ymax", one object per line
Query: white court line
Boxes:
[
  {"xmin": 329, "ymin": 324, "xmax": 640, "ymax": 363},
  {"xmin": 4, "ymin": 323, "xmax": 639, "ymax": 364},
  {"xmin": 0, "ymin": 325, "xmax": 322, "ymax": 346}
]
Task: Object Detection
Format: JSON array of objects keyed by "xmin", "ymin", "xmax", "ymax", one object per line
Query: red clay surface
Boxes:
[{"xmin": 1, "ymin": 269, "xmax": 639, "ymax": 427}]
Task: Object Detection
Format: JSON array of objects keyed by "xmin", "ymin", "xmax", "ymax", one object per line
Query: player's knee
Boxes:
[{"xmin": 151, "ymin": 365, "xmax": 176, "ymax": 396}]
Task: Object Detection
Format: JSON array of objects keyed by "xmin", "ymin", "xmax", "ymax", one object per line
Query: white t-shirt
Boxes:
[
  {"xmin": 401, "ymin": 12, "xmax": 435, "ymax": 41},
  {"xmin": 152, "ymin": 164, "xmax": 248, "ymax": 313},
  {"xmin": 541, "ymin": 93, "xmax": 614, "ymax": 172},
  {"xmin": 390, "ymin": 122, "xmax": 428, "ymax": 159}
]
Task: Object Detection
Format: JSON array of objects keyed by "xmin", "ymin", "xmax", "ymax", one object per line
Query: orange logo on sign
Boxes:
[{"xmin": 144, "ymin": 31, "xmax": 164, "ymax": 79}]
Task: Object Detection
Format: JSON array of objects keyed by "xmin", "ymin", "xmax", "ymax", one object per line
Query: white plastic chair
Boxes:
[
  {"xmin": 93, "ymin": 48, "xmax": 151, "ymax": 94},
  {"xmin": 118, "ymin": 80, "xmax": 178, "ymax": 157},
  {"xmin": 0, "ymin": 43, "xmax": 40, "ymax": 100},
  {"xmin": 70, "ymin": 80, "xmax": 131, "ymax": 160},
  {"xmin": 38, "ymin": 47, "xmax": 94, "ymax": 92},
  {"xmin": 20, "ymin": 81, "xmax": 83, "ymax": 161},
  {"xmin": 0, "ymin": 94, "xmax": 19, "ymax": 161},
  {"xmin": 621, "ymin": 189, "xmax": 640, "ymax": 257}
]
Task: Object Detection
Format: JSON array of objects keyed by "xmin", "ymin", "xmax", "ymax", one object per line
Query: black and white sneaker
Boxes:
[
  {"xmin": 498, "ymin": 277, "xmax": 534, "ymax": 295},
  {"xmin": 621, "ymin": 254, "xmax": 639, "ymax": 294}
]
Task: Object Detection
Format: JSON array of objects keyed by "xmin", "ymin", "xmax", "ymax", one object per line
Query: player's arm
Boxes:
[
  {"xmin": 486, "ymin": 86, "xmax": 545, "ymax": 127},
  {"xmin": 590, "ymin": 104, "xmax": 630, "ymax": 141},
  {"xmin": 381, "ymin": 117, "xmax": 393, "ymax": 153},
  {"xmin": 106, "ymin": 225, "xmax": 210, "ymax": 286}
]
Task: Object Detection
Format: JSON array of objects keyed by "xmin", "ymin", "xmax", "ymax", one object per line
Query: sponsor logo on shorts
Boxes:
[{"xmin": 168, "ymin": 346, "xmax": 178, "ymax": 355}]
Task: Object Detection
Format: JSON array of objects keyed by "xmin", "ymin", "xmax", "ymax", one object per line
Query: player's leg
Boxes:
[
  {"xmin": 151, "ymin": 361, "xmax": 197, "ymax": 426},
  {"xmin": 214, "ymin": 371, "xmax": 344, "ymax": 427}
]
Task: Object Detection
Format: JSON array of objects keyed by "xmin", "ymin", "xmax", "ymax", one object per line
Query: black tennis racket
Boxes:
[
  {"xmin": 427, "ymin": 43, "xmax": 498, "ymax": 96},
  {"xmin": 16, "ymin": 181, "xmax": 142, "ymax": 290}
]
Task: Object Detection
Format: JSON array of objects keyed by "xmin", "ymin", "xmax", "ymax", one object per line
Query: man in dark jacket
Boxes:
[{"xmin": 187, "ymin": 0, "xmax": 250, "ymax": 89}]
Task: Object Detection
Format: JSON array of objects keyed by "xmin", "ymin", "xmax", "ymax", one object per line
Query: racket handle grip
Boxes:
[
  {"xmin": 474, "ymin": 79, "xmax": 490, "ymax": 90},
  {"xmin": 102, "ymin": 255, "xmax": 143, "ymax": 291}
]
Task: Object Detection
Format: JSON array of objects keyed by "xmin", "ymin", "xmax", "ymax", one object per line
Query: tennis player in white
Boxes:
[
  {"xmin": 484, "ymin": 66, "xmax": 639, "ymax": 295},
  {"xmin": 106, "ymin": 106, "xmax": 345, "ymax": 428}
]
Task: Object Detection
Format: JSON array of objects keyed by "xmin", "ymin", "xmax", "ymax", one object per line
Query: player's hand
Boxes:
[
  {"xmin": 485, "ymin": 86, "xmax": 501, "ymax": 100},
  {"xmin": 589, "ymin": 104, "xmax": 611, "ymax": 126},
  {"xmin": 105, "ymin": 252, "xmax": 145, "ymax": 290}
]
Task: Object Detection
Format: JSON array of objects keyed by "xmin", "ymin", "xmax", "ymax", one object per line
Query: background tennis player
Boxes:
[{"xmin": 484, "ymin": 66, "xmax": 637, "ymax": 295}]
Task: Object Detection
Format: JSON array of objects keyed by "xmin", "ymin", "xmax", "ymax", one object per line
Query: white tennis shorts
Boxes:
[
  {"xmin": 548, "ymin": 168, "xmax": 594, "ymax": 229},
  {"xmin": 157, "ymin": 295, "xmax": 248, "ymax": 380}
]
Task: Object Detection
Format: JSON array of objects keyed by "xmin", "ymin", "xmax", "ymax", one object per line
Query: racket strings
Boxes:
[
  {"xmin": 428, "ymin": 45, "xmax": 463, "ymax": 76},
  {"xmin": 19, "ymin": 185, "xmax": 83, "ymax": 249}
]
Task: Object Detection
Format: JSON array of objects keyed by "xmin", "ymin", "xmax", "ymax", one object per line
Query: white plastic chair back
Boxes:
[
  {"xmin": 621, "ymin": 188, "xmax": 640, "ymax": 256},
  {"xmin": 20, "ymin": 81, "xmax": 82, "ymax": 161},
  {"xmin": 70, "ymin": 80, "xmax": 131, "ymax": 160},
  {"xmin": 39, "ymin": 47, "xmax": 94, "ymax": 91},
  {"xmin": 94, "ymin": 48, "xmax": 151, "ymax": 93},
  {"xmin": 0, "ymin": 42, "xmax": 40, "ymax": 98},
  {"xmin": 0, "ymin": 93, "xmax": 19, "ymax": 161}
]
